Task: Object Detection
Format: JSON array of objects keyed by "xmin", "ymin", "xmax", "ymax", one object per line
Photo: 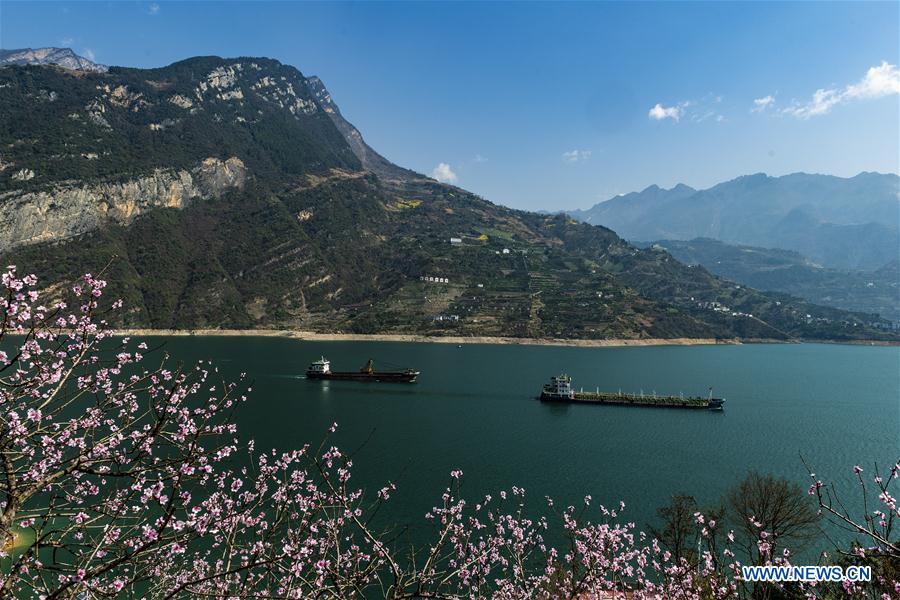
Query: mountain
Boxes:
[
  {"xmin": 305, "ymin": 76, "xmax": 418, "ymax": 182},
  {"xmin": 569, "ymin": 173, "xmax": 900, "ymax": 271},
  {"xmin": 648, "ymin": 239, "xmax": 900, "ymax": 322},
  {"xmin": 0, "ymin": 55, "xmax": 894, "ymax": 342},
  {"xmin": 570, "ymin": 183, "xmax": 696, "ymax": 227},
  {"xmin": 0, "ymin": 47, "xmax": 108, "ymax": 72}
]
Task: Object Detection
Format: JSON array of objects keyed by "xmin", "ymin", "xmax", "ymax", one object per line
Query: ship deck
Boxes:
[
  {"xmin": 307, "ymin": 371, "xmax": 419, "ymax": 382},
  {"xmin": 545, "ymin": 390, "xmax": 722, "ymax": 409}
]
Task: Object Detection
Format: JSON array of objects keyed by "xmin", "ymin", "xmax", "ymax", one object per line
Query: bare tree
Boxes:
[
  {"xmin": 650, "ymin": 494, "xmax": 699, "ymax": 564},
  {"xmin": 726, "ymin": 471, "xmax": 819, "ymax": 564}
]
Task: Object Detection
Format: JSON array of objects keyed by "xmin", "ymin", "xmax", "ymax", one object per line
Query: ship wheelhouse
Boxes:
[
  {"xmin": 308, "ymin": 357, "xmax": 331, "ymax": 374},
  {"xmin": 542, "ymin": 374, "xmax": 575, "ymax": 400}
]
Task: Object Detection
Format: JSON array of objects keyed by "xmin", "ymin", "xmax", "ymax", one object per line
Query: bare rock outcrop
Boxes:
[
  {"xmin": 0, "ymin": 47, "xmax": 108, "ymax": 72},
  {"xmin": 0, "ymin": 157, "xmax": 245, "ymax": 252}
]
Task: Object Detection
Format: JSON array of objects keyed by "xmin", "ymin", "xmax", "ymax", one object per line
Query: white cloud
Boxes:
[
  {"xmin": 648, "ymin": 103, "xmax": 683, "ymax": 121},
  {"xmin": 783, "ymin": 88, "xmax": 841, "ymax": 118},
  {"xmin": 60, "ymin": 37, "xmax": 75, "ymax": 47},
  {"xmin": 431, "ymin": 162, "xmax": 457, "ymax": 183},
  {"xmin": 845, "ymin": 61, "xmax": 900, "ymax": 99},
  {"xmin": 82, "ymin": 48, "xmax": 96, "ymax": 61},
  {"xmin": 473, "ymin": 154, "xmax": 488, "ymax": 163},
  {"xmin": 148, "ymin": 2, "xmax": 160, "ymax": 15},
  {"xmin": 752, "ymin": 95, "xmax": 775, "ymax": 112},
  {"xmin": 783, "ymin": 61, "xmax": 900, "ymax": 119},
  {"xmin": 562, "ymin": 149, "xmax": 592, "ymax": 162},
  {"xmin": 652, "ymin": 97, "xmax": 724, "ymax": 124}
]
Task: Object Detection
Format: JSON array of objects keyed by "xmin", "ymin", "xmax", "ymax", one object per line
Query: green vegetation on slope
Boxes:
[
  {"xmin": 1, "ymin": 58, "xmax": 896, "ymax": 342},
  {"xmin": 650, "ymin": 239, "xmax": 900, "ymax": 322}
]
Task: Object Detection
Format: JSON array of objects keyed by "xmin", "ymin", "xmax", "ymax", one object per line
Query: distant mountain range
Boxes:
[
  {"xmin": 0, "ymin": 50, "xmax": 894, "ymax": 341},
  {"xmin": 646, "ymin": 239, "xmax": 900, "ymax": 322},
  {"xmin": 0, "ymin": 47, "xmax": 107, "ymax": 72},
  {"xmin": 569, "ymin": 172, "xmax": 900, "ymax": 271}
]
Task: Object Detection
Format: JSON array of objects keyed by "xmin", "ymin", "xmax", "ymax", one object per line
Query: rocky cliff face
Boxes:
[
  {"xmin": 305, "ymin": 76, "xmax": 419, "ymax": 181},
  {"xmin": 0, "ymin": 55, "xmax": 359, "ymax": 192},
  {"xmin": 0, "ymin": 55, "xmax": 893, "ymax": 341},
  {"xmin": 0, "ymin": 56, "xmax": 367, "ymax": 257},
  {"xmin": 0, "ymin": 47, "xmax": 108, "ymax": 72},
  {"xmin": 0, "ymin": 157, "xmax": 245, "ymax": 251}
]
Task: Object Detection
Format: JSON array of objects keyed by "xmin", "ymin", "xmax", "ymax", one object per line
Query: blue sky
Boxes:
[{"xmin": 2, "ymin": 1, "xmax": 898, "ymax": 211}]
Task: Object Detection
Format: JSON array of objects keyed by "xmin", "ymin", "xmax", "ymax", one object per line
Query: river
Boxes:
[{"xmin": 143, "ymin": 338, "xmax": 900, "ymax": 556}]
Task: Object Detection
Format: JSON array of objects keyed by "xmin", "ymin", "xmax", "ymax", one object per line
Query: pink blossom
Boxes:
[{"xmin": 0, "ymin": 267, "xmax": 892, "ymax": 599}]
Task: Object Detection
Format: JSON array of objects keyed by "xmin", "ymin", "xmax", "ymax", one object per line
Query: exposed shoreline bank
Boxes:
[
  {"xmin": 113, "ymin": 329, "xmax": 751, "ymax": 347},
  {"xmin": 109, "ymin": 329, "xmax": 900, "ymax": 347}
]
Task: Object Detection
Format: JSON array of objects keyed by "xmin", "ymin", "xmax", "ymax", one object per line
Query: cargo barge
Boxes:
[
  {"xmin": 540, "ymin": 375, "xmax": 724, "ymax": 410},
  {"xmin": 306, "ymin": 357, "xmax": 420, "ymax": 383}
]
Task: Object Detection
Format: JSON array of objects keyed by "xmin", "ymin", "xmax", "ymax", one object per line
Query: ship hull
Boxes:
[
  {"xmin": 306, "ymin": 371, "xmax": 419, "ymax": 383},
  {"xmin": 540, "ymin": 391, "xmax": 724, "ymax": 410}
]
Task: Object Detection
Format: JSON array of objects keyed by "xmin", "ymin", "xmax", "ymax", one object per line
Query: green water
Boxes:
[{"xmin": 146, "ymin": 337, "xmax": 899, "ymax": 554}]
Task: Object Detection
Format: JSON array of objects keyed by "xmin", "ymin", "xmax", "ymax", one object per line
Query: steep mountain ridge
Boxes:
[
  {"xmin": 0, "ymin": 47, "xmax": 107, "ymax": 72},
  {"xmin": 570, "ymin": 172, "xmax": 900, "ymax": 271},
  {"xmin": 0, "ymin": 55, "xmax": 894, "ymax": 341},
  {"xmin": 0, "ymin": 56, "xmax": 358, "ymax": 194},
  {"xmin": 305, "ymin": 76, "xmax": 420, "ymax": 182},
  {"xmin": 570, "ymin": 183, "xmax": 696, "ymax": 228}
]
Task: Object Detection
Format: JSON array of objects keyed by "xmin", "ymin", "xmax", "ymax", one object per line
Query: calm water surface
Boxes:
[{"xmin": 150, "ymin": 338, "xmax": 899, "ymax": 552}]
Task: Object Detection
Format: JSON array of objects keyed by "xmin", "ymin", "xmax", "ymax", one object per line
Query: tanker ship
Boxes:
[
  {"xmin": 540, "ymin": 374, "xmax": 724, "ymax": 410},
  {"xmin": 305, "ymin": 357, "xmax": 420, "ymax": 383}
]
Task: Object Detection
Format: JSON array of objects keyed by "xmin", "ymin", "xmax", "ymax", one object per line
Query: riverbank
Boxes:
[{"xmin": 113, "ymin": 329, "xmax": 747, "ymax": 348}]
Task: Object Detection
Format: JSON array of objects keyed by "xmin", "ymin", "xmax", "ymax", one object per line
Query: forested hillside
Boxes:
[{"xmin": 1, "ymin": 55, "xmax": 895, "ymax": 341}]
